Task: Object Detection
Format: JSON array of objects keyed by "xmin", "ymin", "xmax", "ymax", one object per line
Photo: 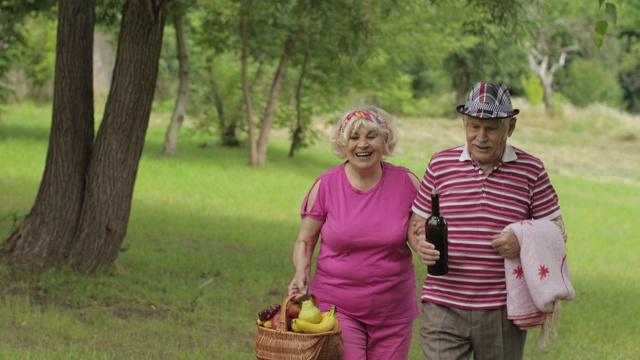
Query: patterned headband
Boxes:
[{"xmin": 339, "ymin": 109, "xmax": 389, "ymax": 135}]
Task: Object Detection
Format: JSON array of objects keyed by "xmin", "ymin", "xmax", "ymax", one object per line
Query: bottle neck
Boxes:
[{"xmin": 431, "ymin": 194, "xmax": 440, "ymax": 217}]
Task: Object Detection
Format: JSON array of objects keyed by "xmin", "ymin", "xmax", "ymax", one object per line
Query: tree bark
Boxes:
[
  {"xmin": 1, "ymin": 0, "xmax": 170, "ymax": 275},
  {"xmin": 67, "ymin": 0, "xmax": 169, "ymax": 274},
  {"xmin": 528, "ymin": 24, "xmax": 579, "ymax": 114},
  {"xmin": 255, "ymin": 34, "xmax": 296, "ymax": 166},
  {"xmin": 447, "ymin": 53, "xmax": 472, "ymax": 109},
  {"xmin": 0, "ymin": 0, "xmax": 95, "ymax": 271},
  {"xmin": 162, "ymin": 0, "xmax": 189, "ymax": 156},
  {"xmin": 288, "ymin": 44, "xmax": 310, "ymax": 158},
  {"xmin": 240, "ymin": 3, "xmax": 258, "ymax": 166}
]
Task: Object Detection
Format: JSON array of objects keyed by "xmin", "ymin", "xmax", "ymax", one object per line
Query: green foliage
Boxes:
[
  {"xmin": 155, "ymin": 24, "xmax": 180, "ymax": 106},
  {"xmin": 560, "ymin": 58, "xmax": 625, "ymax": 109},
  {"xmin": 0, "ymin": 1, "xmax": 56, "ymax": 103},
  {"xmin": 374, "ymin": 73, "xmax": 419, "ymax": 115},
  {"xmin": 614, "ymin": 0, "xmax": 640, "ymax": 113},
  {"xmin": 95, "ymin": 0, "xmax": 125, "ymax": 28},
  {"xmin": 5, "ymin": 0, "xmax": 640, "ymax": 140},
  {"xmin": 19, "ymin": 17, "xmax": 56, "ymax": 102},
  {"xmin": 520, "ymin": 71, "xmax": 544, "ymax": 105},
  {"xmin": 595, "ymin": 0, "xmax": 618, "ymax": 48}
]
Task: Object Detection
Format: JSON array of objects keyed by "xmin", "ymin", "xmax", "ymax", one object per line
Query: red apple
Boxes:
[
  {"xmin": 271, "ymin": 312, "xmax": 281, "ymax": 330},
  {"xmin": 287, "ymin": 302, "xmax": 302, "ymax": 319}
]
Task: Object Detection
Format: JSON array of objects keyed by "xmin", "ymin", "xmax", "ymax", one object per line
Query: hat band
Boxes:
[{"xmin": 464, "ymin": 101, "xmax": 513, "ymax": 113}]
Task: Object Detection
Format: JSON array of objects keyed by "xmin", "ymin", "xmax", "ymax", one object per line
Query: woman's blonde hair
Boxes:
[{"xmin": 329, "ymin": 106, "xmax": 398, "ymax": 159}]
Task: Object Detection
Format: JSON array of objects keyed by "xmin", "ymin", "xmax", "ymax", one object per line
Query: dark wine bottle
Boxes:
[{"xmin": 426, "ymin": 188, "xmax": 448, "ymax": 276}]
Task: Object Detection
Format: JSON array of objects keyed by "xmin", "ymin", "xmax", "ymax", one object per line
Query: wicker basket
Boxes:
[{"xmin": 254, "ymin": 293, "xmax": 343, "ymax": 360}]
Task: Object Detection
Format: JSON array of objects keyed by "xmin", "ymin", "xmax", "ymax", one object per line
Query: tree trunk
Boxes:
[
  {"xmin": 2, "ymin": 0, "xmax": 169, "ymax": 275},
  {"xmin": 453, "ymin": 71, "xmax": 471, "ymax": 110},
  {"xmin": 256, "ymin": 34, "xmax": 296, "ymax": 166},
  {"xmin": 207, "ymin": 54, "xmax": 240, "ymax": 148},
  {"xmin": 240, "ymin": 4, "xmax": 258, "ymax": 166},
  {"xmin": 0, "ymin": 0, "xmax": 95, "ymax": 271},
  {"xmin": 66, "ymin": 0, "xmax": 169, "ymax": 274},
  {"xmin": 288, "ymin": 45, "xmax": 310, "ymax": 158},
  {"xmin": 542, "ymin": 77, "xmax": 553, "ymax": 112},
  {"xmin": 162, "ymin": 0, "xmax": 189, "ymax": 156}
]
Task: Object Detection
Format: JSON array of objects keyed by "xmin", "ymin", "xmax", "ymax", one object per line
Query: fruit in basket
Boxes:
[
  {"xmin": 287, "ymin": 302, "xmax": 302, "ymax": 319},
  {"xmin": 258, "ymin": 304, "xmax": 281, "ymax": 322},
  {"xmin": 271, "ymin": 312, "xmax": 281, "ymax": 330},
  {"xmin": 292, "ymin": 306, "xmax": 337, "ymax": 333},
  {"xmin": 298, "ymin": 300, "xmax": 322, "ymax": 324}
]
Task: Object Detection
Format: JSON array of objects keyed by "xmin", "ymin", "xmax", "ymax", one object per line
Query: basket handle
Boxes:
[{"xmin": 276, "ymin": 292, "xmax": 318, "ymax": 333}]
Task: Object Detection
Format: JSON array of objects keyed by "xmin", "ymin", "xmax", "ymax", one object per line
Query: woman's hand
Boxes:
[{"xmin": 288, "ymin": 272, "xmax": 309, "ymax": 302}]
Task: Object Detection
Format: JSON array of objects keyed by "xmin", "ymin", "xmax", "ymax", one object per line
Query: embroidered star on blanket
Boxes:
[{"xmin": 503, "ymin": 219, "xmax": 575, "ymax": 337}]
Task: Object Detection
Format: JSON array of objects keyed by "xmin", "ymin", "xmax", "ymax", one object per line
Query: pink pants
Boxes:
[{"xmin": 337, "ymin": 310, "xmax": 413, "ymax": 360}]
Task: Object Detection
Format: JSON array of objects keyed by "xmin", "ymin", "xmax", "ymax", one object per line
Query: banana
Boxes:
[
  {"xmin": 325, "ymin": 306, "xmax": 340, "ymax": 330},
  {"xmin": 291, "ymin": 320, "xmax": 302, "ymax": 333},
  {"xmin": 332, "ymin": 316, "xmax": 340, "ymax": 331},
  {"xmin": 263, "ymin": 319, "xmax": 272, "ymax": 329},
  {"xmin": 321, "ymin": 305, "xmax": 336, "ymax": 319},
  {"xmin": 321, "ymin": 308, "xmax": 333, "ymax": 320},
  {"xmin": 293, "ymin": 317, "xmax": 336, "ymax": 333},
  {"xmin": 293, "ymin": 308, "xmax": 337, "ymax": 334}
]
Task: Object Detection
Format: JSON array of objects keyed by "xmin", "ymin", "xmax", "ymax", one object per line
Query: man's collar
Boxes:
[{"xmin": 459, "ymin": 144, "xmax": 517, "ymax": 162}]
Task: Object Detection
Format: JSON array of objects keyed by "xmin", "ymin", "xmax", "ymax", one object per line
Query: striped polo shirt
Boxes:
[{"xmin": 412, "ymin": 144, "xmax": 562, "ymax": 310}]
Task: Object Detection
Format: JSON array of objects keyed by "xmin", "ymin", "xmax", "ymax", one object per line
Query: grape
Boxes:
[{"xmin": 257, "ymin": 303, "xmax": 284, "ymax": 323}]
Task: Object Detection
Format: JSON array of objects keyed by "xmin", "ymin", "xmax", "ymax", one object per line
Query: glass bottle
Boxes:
[{"xmin": 426, "ymin": 188, "xmax": 448, "ymax": 276}]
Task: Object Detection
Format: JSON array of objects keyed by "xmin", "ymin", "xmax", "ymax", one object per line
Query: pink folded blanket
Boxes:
[{"xmin": 504, "ymin": 220, "xmax": 575, "ymax": 345}]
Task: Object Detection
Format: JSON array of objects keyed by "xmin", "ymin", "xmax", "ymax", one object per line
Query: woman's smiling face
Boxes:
[{"xmin": 346, "ymin": 124, "xmax": 385, "ymax": 169}]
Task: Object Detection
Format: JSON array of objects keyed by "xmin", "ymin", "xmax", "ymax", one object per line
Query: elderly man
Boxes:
[{"xmin": 408, "ymin": 82, "xmax": 567, "ymax": 360}]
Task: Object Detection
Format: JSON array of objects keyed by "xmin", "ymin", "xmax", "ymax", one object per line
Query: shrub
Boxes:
[
  {"xmin": 520, "ymin": 71, "xmax": 544, "ymax": 105},
  {"xmin": 561, "ymin": 58, "xmax": 624, "ymax": 109}
]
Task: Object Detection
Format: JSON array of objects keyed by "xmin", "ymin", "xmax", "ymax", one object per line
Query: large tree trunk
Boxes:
[
  {"xmin": 255, "ymin": 34, "xmax": 295, "ymax": 166},
  {"xmin": 0, "ymin": 0, "xmax": 95, "ymax": 271},
  {"xmin": 162, "ymin": 0, "xmax": 189, "ymax": 156},
  {"xmin": 67, "ymin": 0, "xmax": 169, "ymax": 274},
  {"xmin": 1, "ymin": 0, "xmax": 169, "ymax": 275}
]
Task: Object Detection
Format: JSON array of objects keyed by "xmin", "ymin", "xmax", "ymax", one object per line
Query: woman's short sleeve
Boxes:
[{"xmin": 300, "ymin": 177, "xmax": 326, "ymax": 221}]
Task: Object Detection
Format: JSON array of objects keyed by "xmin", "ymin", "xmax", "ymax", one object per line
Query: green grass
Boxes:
[{"xmin": 1, "ymin": 103, "xmax": 639, "ymax": 359}]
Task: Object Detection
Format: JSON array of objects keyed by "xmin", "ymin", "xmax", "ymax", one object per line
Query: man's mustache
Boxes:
[{"xmin": 472, "ymin": 140, "xmax": 493, "ymax": 148}]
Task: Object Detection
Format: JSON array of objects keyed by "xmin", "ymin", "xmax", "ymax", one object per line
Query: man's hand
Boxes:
[
  {"xmin": 490, "ymin": 231, "xmax": 520, "ymax": 259},
  {"xmin": 416, "ymin": 237, "xmax": 441, "ymax": 266},
  {"xmin": 409, "ymin": 216, "xmax": 440, "ymax": 266}
]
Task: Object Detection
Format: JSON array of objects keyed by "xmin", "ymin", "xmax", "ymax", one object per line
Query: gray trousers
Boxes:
[{"xmin": 420, "ymin": 301, "xmax": 527, "ymax": 360}]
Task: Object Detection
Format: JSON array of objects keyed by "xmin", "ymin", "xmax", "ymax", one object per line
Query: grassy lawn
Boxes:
[{"xmin": 1, "ymin": 103, "xmax": 639, "ymax": 359}]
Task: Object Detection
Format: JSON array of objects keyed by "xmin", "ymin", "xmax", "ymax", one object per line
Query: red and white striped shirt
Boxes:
[{"xmin": 412, "ymin": 144, "xmax": 562, "ymax": 310}]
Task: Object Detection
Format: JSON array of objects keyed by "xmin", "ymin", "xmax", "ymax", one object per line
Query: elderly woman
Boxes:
[{"xmin": 288, "ymin": 106, "xmax": 421, "ymax": 360}]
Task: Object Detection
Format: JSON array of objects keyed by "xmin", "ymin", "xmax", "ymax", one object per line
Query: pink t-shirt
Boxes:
[{"xmin": 302, "ymin": 161, "xmax": 419, "ymax": 325}]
